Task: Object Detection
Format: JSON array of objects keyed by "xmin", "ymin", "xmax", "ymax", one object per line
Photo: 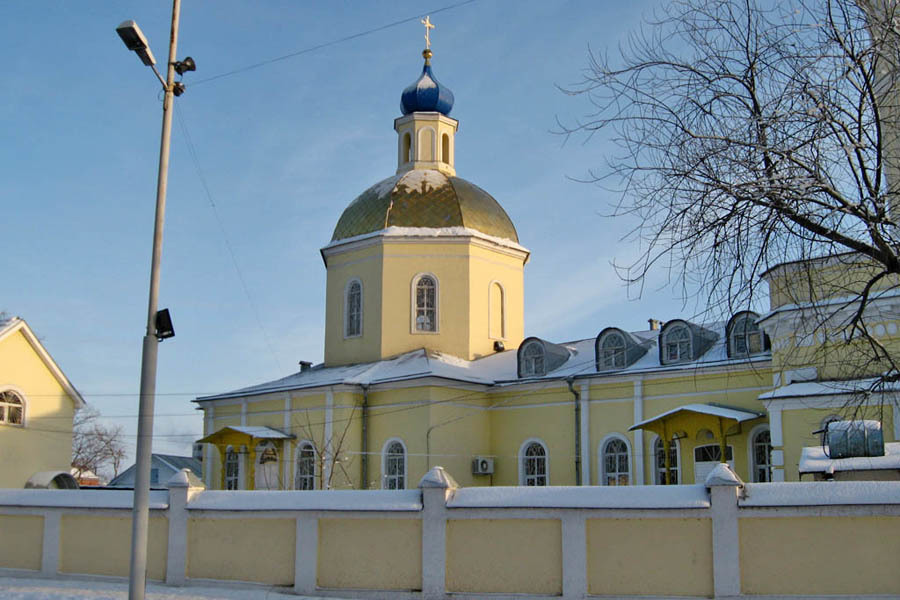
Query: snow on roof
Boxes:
[
  {"xmin": 321, "ymin": 225, "xmax": 530, "ymax": 254},
  {"xmin": 187, "ymin": 489, "xmax": 422, "ymax": 511},
  {"xmin": 0, "ymin": 489, "xmax": 169, "ymax": 509},
  {"xmin": 447, "ymin": 485, "xmax": 710, "ymax": 509},
  {"xmin": 740, "ymin": 481, "xmax": 900, "ymax": 506},
  {"xmin": 198, "ymin": 323, "xmax": 770, "ymax": 402},
  {"xmin": 759, "ymin": 377, "xmax": 900, "ymax": 400},
  {"xmin": 630, "ymin": 403, "xmax": 763, "ymax": 431},
  {"xmin": 758, "ymin": 286, "xmax": 900, "ymax": 323},
  {"xmin": 799, "ymin": 442, "xmax": 900, "ymax": 474},
  {"xmin": 223, "ymin": 426, "xmax": 293, "ymax": 439}
]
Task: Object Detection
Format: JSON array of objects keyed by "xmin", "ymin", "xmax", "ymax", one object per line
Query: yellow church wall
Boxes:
[
  {"xmin": 739, "ymin": 516, "xmax": 900, "ymax": 595},
  {"xmin": 0, "ymin": 514, "xmax": 43, "ymax": 571},
  {"xmin": 325, "ymin": 403, "xmax": 362, "ymax": 490},
  {"xmin": 0, "ymin": 329, "xmax": 76, "ymax": 488},
  {"xmin": 466, "ymin": 243, "xmax": 526, "ymax": 357},
  {"xmin": 770, "ymin": 330, "xmax": 900, "ymax": 381},
  {"xmin": 489, "ymin": 401, "xmax": 576, "ymax": 486},
  {"xmin": 212, "ymin": 404, "xmax": 242, "ymax": 418},
  {"xmin": 317, "ymin": 518, "xmax": 422, "ymax": 590},
  {"xmin": 187, "ymin": 517, "xmax": 294, "ymax": 584},
  {"xmin": 587, "ymin": 400, "xmax": 635, "ymax": 485},
  {"xmin": 324, "ymin": 243, "xmax": 384, "ymax": 366},
  {"xmin": 368, "ymin": 387, "xmax": 430, "ymax": 489},
  {"xmin": 587, "ymin": 381, "xmax": 634, "ymax": 401},
  {"xmin": 422, "ymin": 389, "xmax": 491, "ymax": 487},
  {"xmin": 767, "ymin": 258, "xmax": 900, "ymax": 309},
  {"xmin": 445, "ymin": 518, "xmax": 562, "ymax": 595},
  {"xmin": 60, "ymin": 515, "xmax": 167, "ymax": 580},
  {"xmin": 586, "ymin": 517, "xmax": 713, "ymax": 596}
]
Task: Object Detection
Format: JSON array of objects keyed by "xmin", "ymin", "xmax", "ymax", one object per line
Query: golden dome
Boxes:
[{"xmin": 331, "ymin": 169, "xmax": 519, "ymax": 243}]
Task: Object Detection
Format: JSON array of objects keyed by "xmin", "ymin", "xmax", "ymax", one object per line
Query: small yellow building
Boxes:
[
  {"xmin": 195, "ymin": 47, "xmax": 899, "ymax": 491},
  {"xmin": 0, "ymin": 316, "xmax": 85, "ymax": 488}
]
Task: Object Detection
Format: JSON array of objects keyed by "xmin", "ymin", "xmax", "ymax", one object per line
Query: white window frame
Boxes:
[
  {"xmin": 598, "ymin": 332, "xmax": 627, "ymax": 368},
  {"xmin": 411, "ymin": 273, "xmax": 439, "ymax": 334},
  {"xmin": 662, "ymin": 325, "xmax": 692, "ymax": 364},
  {"xmin": 0, "ymin": 388, "xmax": 26, "ymax": 426},
  {"xmin": 521, "ymin": 341, "xmax": 545, "ymax": 376},
  {"xmin": 295, "ymin": 440, "xmax": 317, "ymax": 490},
  {"xmin": 730, "ymin": 313, "xmax": 763, "ymax": 356},
  {"xmin": 747, "ymin": 424, "xmax": 773, "ymax": 483},
  {"xmin": 693, "ymin": 443, "xmax": 735, "ymax": 484},
  {"xmin": 518, "ymin": 438, "xmax": 549, "ymax": 486},
  {"xmin": 651, "ymin": 434, "xmax": 681, "ymax": 485},
  {"xmin": 381, "ymin": 437, "xmax": 408, "ymax": 490},
  {"xmin": 344, "ymin": 278, "xmax": 363, "ymax": 339},
  {"xmin": 224, "ymin": 445, "xmax": 240, "ymax": 490},
  {"xmin": 488, "ymin": 280, "xmax": 506, "ymax": 340},
  {"xmin": 598, "ymin": 433, "xmax": 632, "ymax": 486}
]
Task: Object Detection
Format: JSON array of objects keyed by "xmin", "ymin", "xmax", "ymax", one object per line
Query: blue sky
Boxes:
[{"xmin": 2, "ymin": 0, "xmax": 692, "ymax": 460}]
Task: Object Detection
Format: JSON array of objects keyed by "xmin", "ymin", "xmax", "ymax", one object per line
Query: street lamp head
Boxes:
[
  {"xmin": 174, "ymin": 56, "xmax": 196, "ymax": 75},
  {"xmin": 116, "ymin": 20, "xmax": 156, "ymax": 67}
]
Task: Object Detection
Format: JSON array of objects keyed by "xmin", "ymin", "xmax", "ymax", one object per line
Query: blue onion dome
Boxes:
[{"xmin": 400, "ymin": 49, "xmax": 454, "ymax": 116}]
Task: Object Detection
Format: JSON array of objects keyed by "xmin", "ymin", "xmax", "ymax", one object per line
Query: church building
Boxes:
[{"xmin": 195, "ymin": 35, "xmax": 900, "ymax": 491}]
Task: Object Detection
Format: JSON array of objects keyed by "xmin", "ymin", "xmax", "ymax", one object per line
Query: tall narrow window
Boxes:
[
  {"xmin": 654, "ymin": 437, "xmax": 679, "ymax": 484},
  {"xmin": 0, "ymin": 390, "xmax": 24, "ymax": 425},
  {"xmin": 224, "ymin": 447, "xmax": 240, "ymax": 490},
  {"xmin": 295, "ymin": 441, "xmax": 316, "ymax": 490},
  {"xmin": 751, "ymin": 429, "xmax": 772, "ymax": 482},
  {"xmin": 441, "ymin": 133, "xmax": 450, "ymax": 164},
  {"xmin": 520, "ymin": 440, "xmax": 548, "ymax": 486},
  {"xmin": 490, "ymin": 282, "xmax": 505, "ymax": 339},
  {"xmin": 414, "ymin": 275, "xmax": 437, "ymax": 332},
  {"xmin": 601, "ymin": 437, "xmax": 630, "ymax": 485},
  {"xmin": 521, "ymin": 341, "xmax": 545, "ymax": 376},
  {"xmin": 663, "ymin": 325, "xmax": 691, "ymax": 363},
  {"xmin": 345, "ymin": 279, "xmax": 362, "ymax": 338},
  {"xmin": 599, "ymin": 332, "xmax": 626, "ymax": 368},
  {"xmin": 383, "ymin": 440, "xmax": 406, "ymax": 489},
  {"xmin": 402, "ymin": 132, "xmax": 412, "ymax": 163}
]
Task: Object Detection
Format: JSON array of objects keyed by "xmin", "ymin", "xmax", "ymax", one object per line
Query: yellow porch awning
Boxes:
[
  {"xmin": 198, "ymin": 425, "xmax": 295, "ymax": 446},
  {"xmin": 629, "ymin": 403, "xmax": 763, "ymax": 440}
]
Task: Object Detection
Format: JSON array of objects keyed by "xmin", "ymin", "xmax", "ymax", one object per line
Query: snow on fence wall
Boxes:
[{"xmin": 1, "ymin": 465, "xmax": 899, "ymax": 599}]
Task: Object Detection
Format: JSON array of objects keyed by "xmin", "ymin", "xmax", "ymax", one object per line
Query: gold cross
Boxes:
[{"xmin": 421, "ymin": 16, "xmax": 435, "ymax": 49}]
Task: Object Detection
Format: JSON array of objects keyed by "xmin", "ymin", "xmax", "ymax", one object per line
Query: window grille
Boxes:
[
  {"xmin": 384, "ymin": 441, "xmax": 406, "ymax": 489},
  {"xmin": 522, "ymin": 442, "xmax": 548, "ymax": 486},
  {"xmin": 224, "ymin": 448, "xmax": 240, "ymax": 490},
  {"xmin": 602, "ymin": 438, "xmax": 630, "ymax": 485},
  {"xmin": 0, "ymin": 390, "xmax": 24, "ymax": 425},
  {"xmin": 731, "ymin": 314, "xmax": 763, "ymax": 355},
  {"xmin": 345, "ymin": 280, "xmax": 362, "ymax": 337},
  {"xmin": 752, "ymin": 429, "xmax": 772, "ymax": 482},
  {"xmin": 415, "ymin": 276, "xmax": 437, "ymax": 332},
  {"xmin": 600, "ymin": 333, "xmax": 626, "ymax": 368},
  {"xmin": 663, "ymin": 326, "xmax": 691, "ymax": 363},
  {"xmin": 522, "ymin": 342, "xmax": 545, "ymax": 376},
  {"xmin": 654, "ymin": 437, "xmax": 679, "ymax": 484},
  {"xmin": 296, "ymin": 442, "xmax": 316, "ymax": 490}
]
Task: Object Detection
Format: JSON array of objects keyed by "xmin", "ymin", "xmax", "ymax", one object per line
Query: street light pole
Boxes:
[{"xmin": 128, "ymin": 1, "xmax": 181, "ymax": 599}]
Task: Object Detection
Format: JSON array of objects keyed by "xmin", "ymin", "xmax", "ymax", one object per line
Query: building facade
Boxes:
[{"xmin": 195, "ymin": 46, "xmax": 900, "ymax": 491}]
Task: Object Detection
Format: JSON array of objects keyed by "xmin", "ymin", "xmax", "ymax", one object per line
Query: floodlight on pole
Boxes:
[{"xmin": 116, "ymin": 2, "xmax": 195, "ymax": 599}]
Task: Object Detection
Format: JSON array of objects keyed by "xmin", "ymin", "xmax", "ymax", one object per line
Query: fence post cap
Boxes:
[
  {"xmin": 705, "ymin": 463, "xmax": 743, "ymax": 487},
  {"xmin": 166, "ymin": 468, "xmax": 192, "ymax": 489},
  {"xmin": 418, "ymin": 466, "xmax": 458, "ymax": 489}
]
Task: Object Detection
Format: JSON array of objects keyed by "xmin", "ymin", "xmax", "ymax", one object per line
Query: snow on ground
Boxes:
[{"xmin": 0, "ymin": 575, "xmax": 352, "ymax": 600}]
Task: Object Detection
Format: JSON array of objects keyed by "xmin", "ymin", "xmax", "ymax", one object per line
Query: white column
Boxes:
[
  {"xmin": 633, "ymin": 378, "xmax": 645, "ymax": 485},
  {"xmin": 40, "ymin": 511, "xmax": 61, "ymax": 575},
  {"xmin": 708, "ymin": 465, "xmax": 743, "ymax": 598},
  {"xmin": 561, "ymin": 513, "xmax": 587, "ymax": 599},
  {"xmin": 283, "ymin": 394, "xmax": 292, "ymax": 489},
  {"xmin": 294, "ymin": 515, "xmax": 318, "ymax": 595},
  {"xmin": 419, "ymin": 466, "xmax": 456, "ymax": 600},
  {"xmin": 768, "ymin": 405, "xmax": 785, "ymax": 482},
  {"xmin": 204, "ymin": 406, "xmax": 214, "ymax": 488},
  {"xmin": 579, "ymin": 383, "xmax": 590, "ymax": 485},
  {"xmin": 165, "ymin": 470, "xmax": 193, "ymax": 585},
  {"xmin": 324, "ymin": 390, "xmax": 334, "ymax": 488}
]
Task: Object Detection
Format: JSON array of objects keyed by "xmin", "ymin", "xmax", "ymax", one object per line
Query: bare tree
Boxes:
[
  {"xmin": 71, "ymin": 407, "xmax": 127, "ymax": 481},
  {"xmin": 560, "ymin": 0, "xmax": 900, "ymax": 398},
  {"xmin": 289, "ymin": 404, "xmax": 359, "ymax": 490}
]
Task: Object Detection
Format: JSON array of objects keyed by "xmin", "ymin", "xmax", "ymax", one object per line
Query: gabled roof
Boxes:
[
  {"xmin": 0, "ymin": 316, "xmax": 85, "ymax": 408},
  {"xmin": 154, "ymin": 454, "xmax": 202, "ymax": 478},
  {"xmin": 629, "ymin": 403, "xmax": 764, "ymax": 431}
]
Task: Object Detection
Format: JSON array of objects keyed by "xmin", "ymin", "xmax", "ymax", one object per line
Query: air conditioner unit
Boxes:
[{"xmin": 471, "ymin": 456, "xmax": 494, "ymax": 475}]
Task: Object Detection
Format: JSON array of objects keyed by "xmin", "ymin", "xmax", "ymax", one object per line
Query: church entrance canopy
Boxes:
[
  {"xmin": 629, "ymin": 404, "xmax": 764, "ymax": 484},
  {"xmin": 198, "ymin": 426, "xmax": 295, "ymax": 490}
]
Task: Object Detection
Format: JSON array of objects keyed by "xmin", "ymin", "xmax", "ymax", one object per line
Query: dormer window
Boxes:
[
  {"xmin": 598, "ymin": 332, "xmax": 626, "ymax": 368},
  {"xmin": 521, "ymin": 341, "xmax": 545, "ymax": 376},
  {"xmin": 663, "ymin": 325, "xmax": 691, "ymax": 363},
  {"xmin": 726, "ymin": 311, "xmax": 768, "ymax": 357}
]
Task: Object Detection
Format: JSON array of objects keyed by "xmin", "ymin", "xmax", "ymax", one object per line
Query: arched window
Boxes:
[
  {"xmin": 224, "ymin": 446, "xmax": 240, "ymax": 490},
  {"xmin": 520, "ymin": 439, "xmax": 548, "ymax": 486},
  {"xmin": 600, "ymin": 436, "xmax": 630, "ymax": 485},
  {"xmin": 0, "ymin": 390, "xmax": 24, "ymax": 425},
  {"xmin": 521, "ymin": 341, "xmax": 545, "ymax": 376},
  {"xmin": 750, "ymin": 427, "xmax": 772, "ymax": 482},
  {"xmin": 489, "ymin": 281, "xmax": 505, "ymax": 339},
  {"xmin": 662, "ymin": 325, "xmax": 691, "ymax": 363},
  {"xmin": 402, "ymin": 132, "xmax": 412, "ymax": 163},
  {"xmin": 295, "ymin": 441, "xmax": 316, "ymax": 490},
  {"xmin": 413, "ymin": 274, "xmax": 438, "ymax": 332},
  {"xmin": 441, "ymin": 133, "xmax": 450, "ymax": 164},
  {"xmin": 345, "ymin": 279, "xmax": 362, "ymax": 338},
  {"xmin": 693, "ymin": 444, "xmax": 734, "ymax": 483},
  {"xmin": 599, "ymin": 332, "xmax": 626, "ymax": 368},
  {"xmin": 653, "ymin": 437, "xmax": 680, "ymax": 485},
  {"xmin": 382, "ymin": 439, "xmax": 407, "ymax": 490},
  {"xmin": 729, "ymin": 313, "xmax": 764, "ymax": 356}
]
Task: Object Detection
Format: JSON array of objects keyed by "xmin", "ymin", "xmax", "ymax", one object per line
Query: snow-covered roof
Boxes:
[
  {"xmin": 629, "ymin": 403, "xmax": 764, "ymax": 431},
  {"xmin": 759, "ymin": 377, "xmax": 900, "ymax": 400},
  {"xmin": 197, "ymin": 323, "xmax": 770, "ymax": 403},
  {"xmin": 799, "ymin": 442, "xmax": 900, "ymax": 474}
]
